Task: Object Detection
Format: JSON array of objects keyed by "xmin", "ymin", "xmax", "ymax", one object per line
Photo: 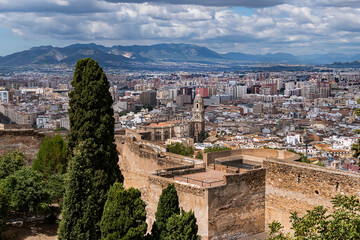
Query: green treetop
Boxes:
[
  {"xmin": 167, "ymin": 142, "xmax": 194, "ymax": 157},
  {"xmin": 1, "ymin": 167, "xmax": 50, "ymax": 219},
  {"xmin": 58, "ymin": 58, "xmax": 123, "ymax": 240},
  {"xmin": 164, "ymin": 209, "xmax": 200, "ymax": 240},
  {"xmin": 267, "ymin": 194, "xmax": 360, "ymax": 240},
  {"xmin": 100, "ymin": 183, "xmax": 147, "ymax": 240},
  {"xmin": 32, "ymin": 134, "xmax": 68, "ymax": 177},
  {"xmin": 152, "ymin": 183, "xmax": 180, "ymax": 239},
  {"xmin": 0, "ymin": 150, "xmax": 26, "ymax": 179}
]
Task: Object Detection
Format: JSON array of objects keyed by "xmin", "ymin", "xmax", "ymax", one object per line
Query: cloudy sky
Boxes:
[{"xmin": 0, "ymin": 0, "xmax": 360, "ymax": 56}]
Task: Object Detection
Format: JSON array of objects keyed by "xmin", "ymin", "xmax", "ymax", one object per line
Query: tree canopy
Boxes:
[
  {"xmin": 267, "ymin": 194, "xmax": 360, "ymax": 240},
  {"xmin": 152, "ymin": 183, "xmax": 180, "ymax": 239},
  {"xmin": 58, "ymin": 58, "xmax": 123, "ymax": 240},
  {"xmin": 0, "ymin": 167, "xmax": 49, "ymax": 214},
  {"xmin": 167, "ymin": 142, "xmax": 194, "ymax": 157},
  {"xmin": 164, "ymin": 209, "xmax": 200, "ymax": 240},
  {"xmin": 32, "ymin": 134, "xmax": 68, "ymax": 177},
  {"xmin": 0, "ymin": 150, "xmax": 26, "ymax": 179},
  {"xmin": 46, "ymin": 173, "xmax": 66, "ymax": 206},
  {"xmin": 100, "ymin": 183, "xmax": 147, "ymax": 240}
]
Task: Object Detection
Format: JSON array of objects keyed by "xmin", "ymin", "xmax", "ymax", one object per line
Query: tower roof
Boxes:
[{"xmin": 195, "ymin": 93, "xmax": 202, "ymax": 100}]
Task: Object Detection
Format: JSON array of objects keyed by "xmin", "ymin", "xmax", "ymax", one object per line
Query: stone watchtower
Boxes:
[{"xmin": 191, "ymin": 92, "xmax": 205, "ymax": 141}]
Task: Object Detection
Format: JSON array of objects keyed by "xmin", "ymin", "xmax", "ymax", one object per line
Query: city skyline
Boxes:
[{"xmin": 0, "ymin": 0, "xmax": 360, "ymax": 56}]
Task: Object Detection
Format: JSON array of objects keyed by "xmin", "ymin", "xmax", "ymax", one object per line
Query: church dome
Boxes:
[{"xmin": 195, "ymin": 93, "xmax": 202, "ymax": 100}]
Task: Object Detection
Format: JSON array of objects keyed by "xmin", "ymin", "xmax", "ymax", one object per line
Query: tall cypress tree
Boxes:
[
  {"xmin": 58, "ymin": 58, "xmax": 123, "ymax": 240},
  {"xmin": 152, "ymin": 183, "xmax": 180, "ymax": 239}
]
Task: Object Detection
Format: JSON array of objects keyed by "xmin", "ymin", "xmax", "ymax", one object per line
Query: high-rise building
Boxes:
[
  {"xmin": 235, "ymin": 85, "xmax": 247, "ymax": 98},
  {"xmin": 140, "ymin": 90, "xmax": 157, "ymax": 106}
]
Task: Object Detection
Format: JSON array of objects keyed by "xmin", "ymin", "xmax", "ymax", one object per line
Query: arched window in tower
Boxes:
[{"xmin": 196, "ymin": 104, "xmax": 199, "ymax": 108}]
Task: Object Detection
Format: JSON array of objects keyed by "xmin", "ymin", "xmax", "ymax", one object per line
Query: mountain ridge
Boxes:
[{"xmin": 0, "ymin": 43, "xmax": 359, "ymax": 70}]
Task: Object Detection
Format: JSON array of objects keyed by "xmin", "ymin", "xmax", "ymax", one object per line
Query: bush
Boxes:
[
  {"xmin": 1, "ymin": 167, "xmax": 50, "ymax": 222},
  {"xmin": 0, "ymin": 150, "xmax": 26, "ymax": 179},
  {"xmin": 267, "ymin": 194, "xmax": 360, "ymax": 240},
  {"xmin": 167, "ymin": 143, "xmax": 194, "ymax": 157},
  {"xmin": 195, "ymin": 151, "xmax": 203, "ymax": 160}
]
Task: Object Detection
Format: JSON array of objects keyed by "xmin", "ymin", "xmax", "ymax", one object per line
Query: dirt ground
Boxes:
[{"xmin": 3, "ymin": 221, "xmax": 58, "ymax": 240}]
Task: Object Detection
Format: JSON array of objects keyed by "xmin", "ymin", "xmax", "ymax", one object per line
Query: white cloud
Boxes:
[
  {"xmin": 0, "ymin": 0, "xmax": 360, "ymax": 55},
  {"xmin": 12, "ymin": 28, "xmax": 24, "ymax": 36},
  {"xmin": 105, "ymin": 0, "xmax": 288, "ymax": 8}
]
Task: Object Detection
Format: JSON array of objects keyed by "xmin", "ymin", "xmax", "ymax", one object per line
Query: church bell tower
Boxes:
[{"xmin": 191, "ymin": 92, "xmax": 205, "ymax": 141}]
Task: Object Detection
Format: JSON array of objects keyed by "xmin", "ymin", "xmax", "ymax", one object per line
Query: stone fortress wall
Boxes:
[
  {"xmin": 0, "ymin": 127, "xmax": 55, "ymax": 164},
  {"xmin": 264, "ymin": 159, "xmax": 360, "ymax": 233},
  {"xmin": 115, "ymin": 131, "xmax": 360, "ymax": 239},
  {"xmin": 1, "ymin": 128, "xmax": 359, "ymax": 239},
  {"xmin": 116, "ymin": 132, "xmax": 296, "ymax": 239}
]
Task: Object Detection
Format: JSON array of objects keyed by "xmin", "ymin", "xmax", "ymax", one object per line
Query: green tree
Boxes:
[
  {"xmin": 1, "ymin": 167, "xmax": 50, "ymax": 223},
  {"xmin": 32, "ymin": 134, "xmax": 68, "ymax": 178},
  {"xmin": 0, "ymin": 189, "xmax": 8, "ymax": 240},
  {"xmin": 58, "ymin": 58, "xmax": 123, "ymax": 240},
  {"xmin": 167, "ymin": 143, "xmax": 194, "ymax": 157},
  {"xmin": 204, "ymin": 146, "xmax": 231, "ymax": 153},
  {"xmin": 47, "ymin": 173, "xmax": 65, "ymax": 206},
  {"xmin": 152, "ymin": 183, "xmax": 180, "ymax": 239},
  {"xmin": 100, "ymin": 183, "xmax": 147, "ymax": 240},
  {"xmin": 55, "ymin": 127, "xmax": 68, "ymax": 132},
  {"xmin": 195, "ymin": 151, "xmax": 203, "ymax": 160},
  {"xmin": 0, "ymin": 150, "xmax": 26, "ymax": 179},
  {"xmin": 164, "ymin": 209, "xmax": 200, "ymax": 240},
  {"xmin": 267, "ymin": 194, "xmax": 360, "ymax": 240}
]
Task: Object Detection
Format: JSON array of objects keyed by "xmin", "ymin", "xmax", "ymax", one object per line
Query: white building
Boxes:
[
  {"xmin": 36, "ymin": 115, "xmax": 50, "ymax": 128},
  {"xmin": 286, "ymin": 134, "xmax": 301, "ymax": 145},
  {"xmin": 235, "ymin": 86, "xmax": 247, "ymax": 98},
  {"xmin": 0, "ymin": 91, "xmax": 9, "ymax": 103},
  {"xmin": 60, "ymin": 117, "xmax": 70, "ymax": 130}
]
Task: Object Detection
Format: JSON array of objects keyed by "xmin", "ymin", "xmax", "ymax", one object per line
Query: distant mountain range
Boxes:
[{"xmin": 0, "ymin": 43, "xmax": 359, "ymax": 71}]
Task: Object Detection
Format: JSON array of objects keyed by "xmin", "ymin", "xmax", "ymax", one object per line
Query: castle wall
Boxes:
[
  {"xmin": 147, "ymin": 176, "xmax": 208, "ymax": 239},
  {"xmin": 0, "ymin": 129, "xmax": 48, "ymax": 165},
  {"xmin": 207, "ymin": 169, "xmax": 266, "ymax": 240},
  {"xmin": 116, "ymin": 137, "xmax": 209, "ymax": 236},
  {"xmin": 264, "ymin": 159, "xmax": 360, "ymax": 232},
  {"xmin": 117, "ymin": 136, "xmax": 360, "ymax": 239},
  {"xmin": 116, "ymin": 137, "xmax": 186, "ymax": 190},
  {"xmin": 204, "ymin": 149, "xmax": 300, "ymax": 166}
]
